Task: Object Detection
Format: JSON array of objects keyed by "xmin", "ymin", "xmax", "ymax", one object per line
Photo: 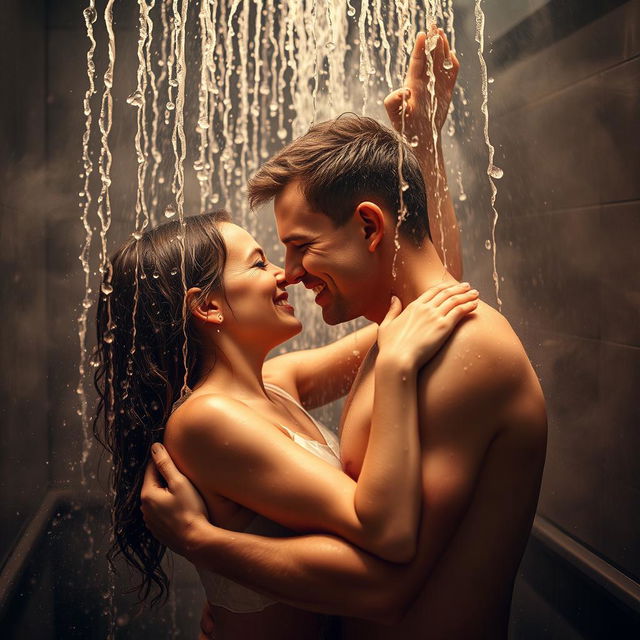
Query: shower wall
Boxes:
[
  {"xmin": 1, "ymin": 0, "xmax": 639, "ymax": 638},
  {"xmin": 0, "ymin": 0, "xmax": 49, "ymax": 568},
  {"xmin": 462, "ymin": 0, "xmax": 640, "ymax": 636}
]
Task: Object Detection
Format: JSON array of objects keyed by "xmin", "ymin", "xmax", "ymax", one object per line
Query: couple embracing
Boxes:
[{"xmin": 96, "ymin": 31, "xmax": 546, "ymax": 640}]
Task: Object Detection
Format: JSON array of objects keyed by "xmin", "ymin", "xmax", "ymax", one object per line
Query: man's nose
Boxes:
[{"xmin": 284, "ymin": 252, "xmax": 305, "ymax": 285}]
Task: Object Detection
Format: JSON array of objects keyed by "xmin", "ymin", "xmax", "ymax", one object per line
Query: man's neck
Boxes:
[{"xmin": 368, "ymin": 240, "xmax": 458, "ymax": 324}]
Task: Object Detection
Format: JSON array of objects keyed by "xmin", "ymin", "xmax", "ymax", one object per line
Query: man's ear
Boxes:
[
  {"xmin": 186, "ymin": 287, "xmax": 224, "ymax": 325},
  {"xmin": 355, "ymin": 202, "xmax": 385, "ymax": 252}
]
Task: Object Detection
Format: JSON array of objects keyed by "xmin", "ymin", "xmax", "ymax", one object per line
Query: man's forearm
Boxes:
[
  {"xmin": 186, "ymin": 519, "xmax": 414, "ymax": 622},
  {"xmin": 420, "ymin": 142, "xmax": 462, "ymax": 280}
]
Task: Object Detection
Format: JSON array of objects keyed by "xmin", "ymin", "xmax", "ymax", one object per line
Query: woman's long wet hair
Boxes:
[{"xmin": 93, "ymin": 210, "xmax": 230, "ymax": 606}]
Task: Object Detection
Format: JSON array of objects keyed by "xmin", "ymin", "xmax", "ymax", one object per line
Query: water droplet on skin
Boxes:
[
  {"xmin": 101, "ymin": 282, "xmax": 113, "ymax": 295},
  {"xmin": 443, "ymin": 57, "xmax": 453, "ymax": 70},
  {"xmin": 488, "ymin": 164, "xmax": 503, "ymax": 179},
  {"xmin": 164, "ymin": 204, "xmax": 176, "ymax": 218},
  {"xmin": 485, "ymin": 240, "xmax": 492, "ymax": 250},
  {"xmin": 409, "ymin": 135, "xmax": 419, "ymax": 148}
]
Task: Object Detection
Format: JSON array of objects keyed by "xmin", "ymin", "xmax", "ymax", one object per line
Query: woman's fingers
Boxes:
[
  {"xmin": 151, "ymin": 442, "xmax": 182, "ymax": 491},
  {"xmin": 379, "ymin": 295, "xmax": 403, "ymax": 329},
  {"xmin": 439, "ymin": 289, "xmax": 480, "ymax": 316}
]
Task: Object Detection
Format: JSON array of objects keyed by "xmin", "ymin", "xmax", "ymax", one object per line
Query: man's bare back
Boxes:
[{"xmin": 338, "ymin": 301, "xmax": 547, "ymax": 639}]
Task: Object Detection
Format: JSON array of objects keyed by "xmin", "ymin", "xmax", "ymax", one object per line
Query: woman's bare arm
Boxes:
[{"xmin": 262, "ymin": 323, "xmax": 377, "ymax": 409}]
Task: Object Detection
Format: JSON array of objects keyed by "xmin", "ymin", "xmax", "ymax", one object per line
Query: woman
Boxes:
[{"xmin": 94, "ymin": 210, "xmax": 477, "ymax": 639}]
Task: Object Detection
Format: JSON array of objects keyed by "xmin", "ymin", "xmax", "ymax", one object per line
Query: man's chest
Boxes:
[{"xmin": 338, "ymin": 349, "xmax": 377, "ymax": 480}]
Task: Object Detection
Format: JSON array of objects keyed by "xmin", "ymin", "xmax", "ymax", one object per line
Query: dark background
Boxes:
[{"xmin": 1, "ymin": 0, "xmax": 639, "ymax": 637}]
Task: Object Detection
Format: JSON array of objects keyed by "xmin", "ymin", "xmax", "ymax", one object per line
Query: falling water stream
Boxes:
[{"xmin": 77, "ymin": 0, "xmax": 503, "ymax": 633}]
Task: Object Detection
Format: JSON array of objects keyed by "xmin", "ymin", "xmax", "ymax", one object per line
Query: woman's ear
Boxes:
[
  {"xmin": 355, "ymin": 202, "xmax": 385, "ymax": 252},
  {"xmin": 187, "ymin": 288, "xmax": 224, "ymax": 325}
]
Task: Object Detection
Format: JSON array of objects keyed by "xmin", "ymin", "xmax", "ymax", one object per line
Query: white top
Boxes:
[{"xmin": 176, "ymin": 382, "xmax": 342, "ymax": 612}]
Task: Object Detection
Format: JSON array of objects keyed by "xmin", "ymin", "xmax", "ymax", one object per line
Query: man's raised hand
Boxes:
[{"xmin": 384, "ymin": 27, "xmax": 459, "ymax": 155}]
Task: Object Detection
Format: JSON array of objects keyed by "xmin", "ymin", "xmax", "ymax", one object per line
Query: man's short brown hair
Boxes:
[{"xmin": 248, "ymin": 114, "xmax": 431, "ymax": 246}]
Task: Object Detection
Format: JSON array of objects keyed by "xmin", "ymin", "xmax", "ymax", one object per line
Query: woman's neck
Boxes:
[{"xmin": 195, "ymin": 334, "xmax": 270, "ymax": 400}]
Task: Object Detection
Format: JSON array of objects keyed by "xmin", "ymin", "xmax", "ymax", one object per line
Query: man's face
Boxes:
[{"xmin": 273, "ymin": 181, "xmax": 378, "ymax": 325}]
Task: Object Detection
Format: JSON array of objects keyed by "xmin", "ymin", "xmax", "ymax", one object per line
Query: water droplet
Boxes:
[
  {"xmin": 101, "ymin": 282, "xmax": 113, "ymax": 295},
  {"xmin": 197, "ymin": 118, "xmax": 209, "ymax": 130},
  {"xmin": 401, "ymin": 182, "xmax": 410, "ymax": 192},
  {"xmin": 488, "ymin": 77, "xmax": 495, "ymax": 84},
  {"xmin": 170, "ymin": 267, "xmax": 178, "ymax": 276},
  {"xmin": 409, "ymin": 135, "xmax": 419, "ymax": 148},
  {"xmin": 443, "ymin": 57, "xmax": 453, "ymax": 70},
  {"xmin": 212, "ymin": 192, "xmax": 220, "ymax": 204},
  {"xmin": 83, "ymin": 6, "xmax": 97, "ymax": 23},
  {"xmin": 103, "ymin": 331, "xmax": 114, "ymax": 344},
  {"xmin": 152, "ymin": 272, "xmax": 160, "ymax": 279},
  {"xmin": 458, "ymin": 193, "xmax": 467, "ymax": 202},
  {"xmin": 347, "ymin": 6, "xmax": 356, "ymax": 17},
  {"xmin": 488, "ymin": 164, "xmax": 503, "ymax": 179},
  {"xmin": 82, "ymin": 299, "xmax": 92, "ymax": 309},
  {"xmin": 126, "ymin": 91, "xmax": 143, "ymax": 107},
  {"xmin": 276, "ymin": 128, "xmax": 287, "ymax": 141},
  {"xmin": 485, "ymin": 240, "xmax": 492, "ymax": 250},
  {"xmin": 168, "ymin": 78, "xmax": 178, "ymax": 88},
  {"xmin": 269, "ymin": 102, "xmax": 278, "ymax": 114},
  {"xmin": 164, "ymin": 204, "xmax": 176, "ymax": 218},
  {"xmin": 132, "ymin": 231, "xmax": 143, "ymax": 240},
  {"xmin": 166, "ymin": 101, "xmax": 175, "ymax": 111}
]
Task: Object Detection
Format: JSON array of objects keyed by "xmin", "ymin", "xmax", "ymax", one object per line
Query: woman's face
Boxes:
[{"xmin": 217, "ymin": 222, "xmax": 302, "ymax": 348}]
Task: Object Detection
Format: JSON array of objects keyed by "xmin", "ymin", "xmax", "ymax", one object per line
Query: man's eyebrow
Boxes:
[{"xmin": 280, "ymin": 233, "xmax": 309, "ymax": 245}]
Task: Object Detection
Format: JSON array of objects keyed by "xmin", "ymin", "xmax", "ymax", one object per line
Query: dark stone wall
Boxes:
[
  {"xmin": 450, "ymin": 0, "xmax": 640, "ymax": 636},
  {"xmin": 0, "ymin": 0, "xmax": 50, "ymax": 568}
]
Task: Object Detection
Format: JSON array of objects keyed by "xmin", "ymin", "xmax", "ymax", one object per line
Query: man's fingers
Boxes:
[
  {"xmin": 407, "ymin": 31, "xmax": 427, "ymax": 82},
  {"xmin": 439, "ymin": 28, "xmax": 451, "ymax": 60},
  {"xmin": 200, "ymin": 602, "xmax": 215, "ymax": 638},
  {"xmin": 383, "ymin": 87, "xmax": 411, "ymax": 125},
  {"xmin": 151, "ymin": 442, "xmax": 181, "ymax": 490}
]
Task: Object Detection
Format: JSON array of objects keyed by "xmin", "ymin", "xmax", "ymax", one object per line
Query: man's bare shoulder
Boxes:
[{"xmin": 419, "ymin": 300, "xmax": 546, "ymax": 437}]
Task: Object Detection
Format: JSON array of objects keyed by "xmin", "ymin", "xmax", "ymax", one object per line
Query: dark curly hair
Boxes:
[{"xmin": 93, "ymin": 210, "xmax": 230, "ymax": 606}]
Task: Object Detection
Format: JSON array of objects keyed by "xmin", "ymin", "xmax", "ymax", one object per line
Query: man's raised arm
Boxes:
[{"xmin": 384, "ymin": 28, "xmax": 462, "ymax": 279}]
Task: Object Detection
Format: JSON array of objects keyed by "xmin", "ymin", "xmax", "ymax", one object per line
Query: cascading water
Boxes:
[{"xmin": 77, "ymin": 0, "xmax": 503, "ymax": 632}]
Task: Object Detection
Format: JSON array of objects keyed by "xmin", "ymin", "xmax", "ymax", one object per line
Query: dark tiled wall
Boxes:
[
  {"xmin": 0, "ymin": 0, "xmax": 50, "ymax": 567},
  {"xmin": 462, "ymin": 0, "xmax": 640, "ymax": 634}
]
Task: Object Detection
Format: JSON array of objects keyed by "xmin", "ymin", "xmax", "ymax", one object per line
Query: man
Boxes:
[{"xmin": 142, "ymin": 30, "xmax": 547, "ymax": 639}]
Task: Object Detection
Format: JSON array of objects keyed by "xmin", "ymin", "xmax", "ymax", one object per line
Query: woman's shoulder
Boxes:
[{"xmin": 166, "ymin": 392, "xmax": 255, "ymax": 444}]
